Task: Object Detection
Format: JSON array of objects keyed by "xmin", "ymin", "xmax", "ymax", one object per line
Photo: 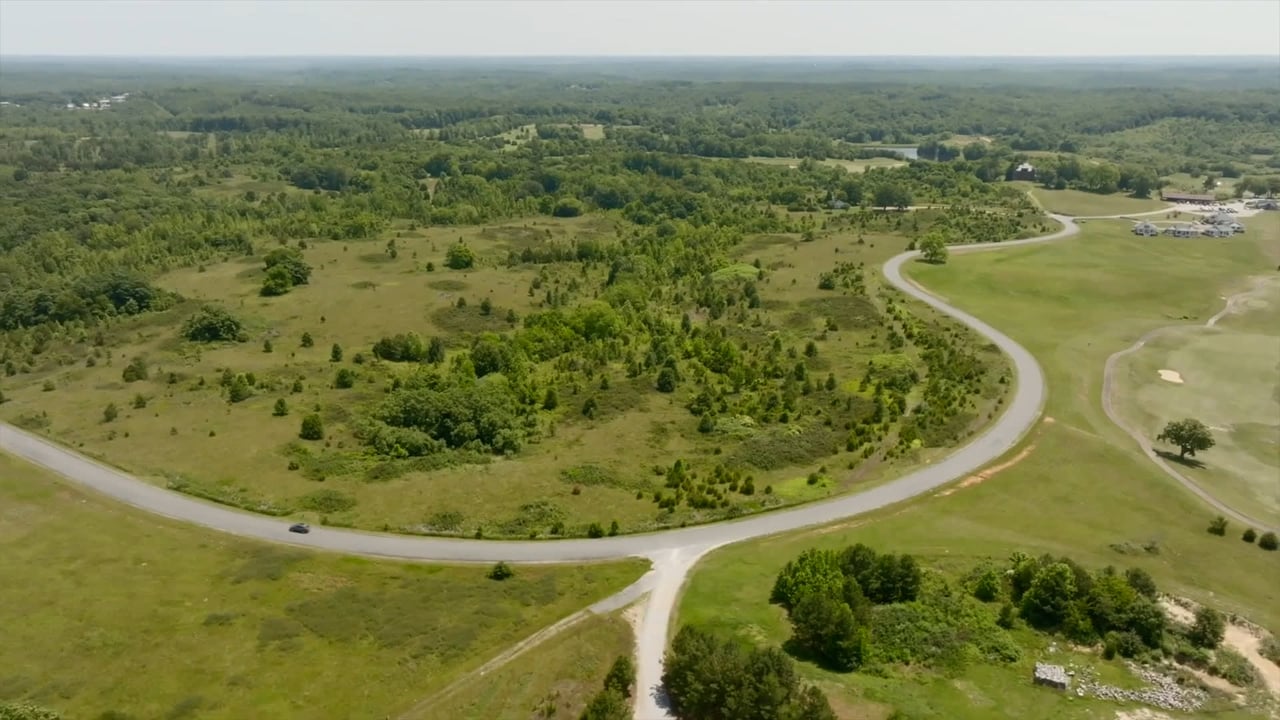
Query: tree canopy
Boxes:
[{"xmin": 1157, "ymin": 418, "xmax": 1215, "ymax": 459}]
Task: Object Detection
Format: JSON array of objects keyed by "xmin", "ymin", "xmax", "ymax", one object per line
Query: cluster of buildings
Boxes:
[
  {"xmin": 1132, "ymin": 209, "xmax": 1246, "ymax": 239},
  {"xmin": 66, "ymin": 93, "xmax": 129, "ymax": 111}
]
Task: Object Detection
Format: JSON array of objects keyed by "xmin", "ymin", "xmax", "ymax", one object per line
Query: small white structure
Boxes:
[
  {"xmin": 1034, "ymin": 663, "xmax": 1071, "ymax": 691},
  {"xmin": 1165, "ymin": 224, "xmax": 1197, "ymax": 238},
  {"xmin": 1202, "ymin": 225, "xmax": 1231, "ymax": 238}
]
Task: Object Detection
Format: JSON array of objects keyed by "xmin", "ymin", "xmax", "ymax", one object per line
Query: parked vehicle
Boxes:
[{"xmin": 289, "ymin": 523, "xmax": 311, "ymax": 534}]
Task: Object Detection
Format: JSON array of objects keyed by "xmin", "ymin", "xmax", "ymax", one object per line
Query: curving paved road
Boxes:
[
  {"xmin": 1, "ymin": 212, "xmax": 1085, "ymax": 720},
  {"xmin": 0, "ymin": 219, "xmax": 1076, "ymax": 563}
]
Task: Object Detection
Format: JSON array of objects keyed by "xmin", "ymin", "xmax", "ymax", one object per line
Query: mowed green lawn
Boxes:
[
  {"xmin": 678, "ymin": 217, "xmax": 1280, "ymax": 718},
  {"xmin": 0, "ymin": 453, "xmax": 646, "ymax": 720},
  {"xmin": 1027, "ymin": 186, "xmax": 1168, "ymax": 216},
  {"xmin": 1111, "ymin": 276, "xmax": 1280, "ymax": 528}
]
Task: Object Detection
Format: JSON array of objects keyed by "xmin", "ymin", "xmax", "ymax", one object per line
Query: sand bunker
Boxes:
[{"xmin": 1158, "ymin": 369, "xmax": 1184, "ymax": 384}]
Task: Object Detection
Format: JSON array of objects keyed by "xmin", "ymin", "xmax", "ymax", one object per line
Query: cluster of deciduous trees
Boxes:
[
  {"xmin": 662, "ymin": 625, "xmax": 836, "ymax": 720},
  {"xmin": 1003, "ymin": 553, "xmax": 1168, "ymax": 655},
  {"xmin": 770, "ymin": 544, "xmax": 923, "ymax": 671}
]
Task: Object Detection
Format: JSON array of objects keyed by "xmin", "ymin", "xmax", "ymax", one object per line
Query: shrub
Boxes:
[
  {"xmin": 586, "ymin": 522, "xmax": 605, "ymax": 538},
  {"xmin": 121, "ymin": 356, "xmax": 148, "ymax": 382},
  {"xmin": 263, "ymin": 339, "xmax": 273, "ymax": 353},
  {"xmin": 578, "ymin": 690, "xmax": 628, "ymax": 720},
  {"xmin": 446, "ymin": 242, "xmax": 475, "ymax": 269},
  {"xmin": 273, "ymin": 398, "xmax": 289, "ymax": 416},
  {"xmin": 1103, "ymin": 630, "xmax": 1146, "ymax": 659},
  {"xmin": 301, "ymin": 331, "xmax": 314, "ymax": 348},
  {"xmin": 1188, "ymin": 606, "xmax": 1226, "ymax": 649},
  {"xmin": 132, "ymin": 393, "xmax": 147, "ymax": 409},
  {"xmin": 1242, "ymin": 528, "xmax": 1257, "ymax": 543},
  {"xmin": 1259, "ymin": 531, "xmax": 1279, "ymax": 551},
  {"xmin": 655, "ymin": 366, "xmax": 677, "ymax": 393},
  {"xmin": 771, "ymin": 548, "xmax": 844, "ymax": 611},
  {"xmin": 333, "ymin": 368, "xmax": 356, "ymax": 389},
  {"xmin": 1260, "ymin": 636, "xmax": 1280, "ymax": 665},
  {"xmin": 260, "ymin": 265, "xmax": 294, "ymax": 296},
  {"xmin": 603, "ymin": 654, "xmax": 635, "ymax": 698},
  {"xmin": 487, "ymin": 561, "xmax": 514, "ymax": 580},
  {"xmin": 1210, "ymin": 647, "xmax": 1259, "ymax": 687},
  {"xmin": 226, "ymin": 375, "xmax": 253, "ymax": 403},
  {"xmin": 183, "ymin": 305, "xmax": 243, "ymax": 342},
  {"xmin": 261, "ymin": 245, "xmax": 308, "ymax": 285},
  {"xmin": 1208, "ymin": 515, "xmax": 1228, "ymax": 536},
  {"xmin": 426, "ymin": 336, "xmax": 446, "ymax": 364},
  {"xmin": 102, "ymin": 402, "xmax": 119, "ymax": 423},
  {"xmin": 299, "ymin": 414, "xmax": 324, "ymax": 440},
  {"xmin": 330, "ymin": 343, "xmax": 343, "ymax": 363},
  {"xmin": 372, "ymin": 332, "xmax": 428, "ymax": 362},
  {"xmin": 972, "ymin": 567, "xmax": 1002, "ymax": 602}
]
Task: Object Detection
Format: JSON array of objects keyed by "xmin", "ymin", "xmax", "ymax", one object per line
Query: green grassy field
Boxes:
[
  {"xmin": 1027, "ymin": 186, "xmax": 1168, "ymax": 216},
  {"xmin": 1162, "ymin": 172, "xmax": 1239, "ymax": 198},
  {"xmin": 678, "ymin": 216, "xmax": 1280, "ymax": 718},
  {"xmin": 1111, "ymin": 275, "xmax": 1280, "ymax": 529},
  {"xmin": 415, "ymin": 613, "xmax": 633, "ymax": 720},
  {"xmin": 0, "ymin": 214, "xmax": 1010, "ymax": 537},
  {"xmin": 0, "ymin": 453, "xmax": 646, "ymax": 720}
]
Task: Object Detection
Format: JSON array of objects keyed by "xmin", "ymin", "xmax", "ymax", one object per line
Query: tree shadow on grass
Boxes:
[{"xmin": 1155, "ymin": 449, "xmax": 1206, "ymax": 470}]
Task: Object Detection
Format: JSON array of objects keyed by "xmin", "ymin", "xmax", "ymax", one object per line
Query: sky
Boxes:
[{"xmin": 1, "ymin": 0, "xmax": 1278, "ymax": 58}]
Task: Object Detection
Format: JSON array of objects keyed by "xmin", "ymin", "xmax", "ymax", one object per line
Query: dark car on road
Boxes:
[{"xmin": 288, "ymin": 523, "xmax": 311, "ymax": 534}]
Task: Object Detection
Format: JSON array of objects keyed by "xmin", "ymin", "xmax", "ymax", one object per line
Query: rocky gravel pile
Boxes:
[{"xmin": 1057, "ymin": 659, "xmax": 1208, "ymax": 713}]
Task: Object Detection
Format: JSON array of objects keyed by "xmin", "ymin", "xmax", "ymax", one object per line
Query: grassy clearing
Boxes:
[
  {"xmin": 679, "ymin": 216, "xmax": 1280, "ymax": 718},
  {"xmin": 1028, "ymin": 186, "xmax": 1168, "ymax": 216},
  {"xmin": 579, "ymin": 123, "xmax": 606, "ymax": 140},
  {"xmin": 0, "ymin": 452, "xmax": 645, "ymax": 720},
  {"xmin": 420, "ymin": 613, "xmax": 633, "ymax": 720},
  {"xmin": 1111, "ymin": 278, "xmax": 1280, "ymax": 529},
  {"xmin": 744, "ymin": 156, "xmax": 907, "ymax": 173},
  {"xmin": 498, "ymin": 124, "xmax": 538, "ymax": 149},
  {"xmin": 1163, "ymin": 172, "xmax": 1239, "ymax": 197},
  {"xmin": 0, "ymin": 215, "xmax": 1008, "ymax": 535},
  {"xmin": 193, "ymin": 172, "xmax": 303, "ymax": 200}
]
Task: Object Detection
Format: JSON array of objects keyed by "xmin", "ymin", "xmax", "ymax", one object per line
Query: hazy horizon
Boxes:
[{"xmin": 1, "ymin": 0, "xmax": 1278, "ymax": 58}]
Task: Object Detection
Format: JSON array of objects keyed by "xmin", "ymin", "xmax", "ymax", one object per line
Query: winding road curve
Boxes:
[
  {"xmin": 0, "ymin": 215, "xmax": 1079, "ymax": 564},
  {"xmin": 8, "ymin": 209, "xmax": 1249, "ymax": 719}
]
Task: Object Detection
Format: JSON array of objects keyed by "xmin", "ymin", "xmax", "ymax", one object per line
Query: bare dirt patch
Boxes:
[
  {"xmin": 938, "ymin": 443, "xmax": 1036, "ymax": 496},
  {"xmin": 1225, "ymin": 624, "xmax": 1280, "ymax": 696},
  {"xmin": 1162, "ymin": 598, "xmax": 1280, "ymax": 697},
  {"xmin": 1157, "ymin": 369, "xmax": 1185, "ymax": 384}
]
